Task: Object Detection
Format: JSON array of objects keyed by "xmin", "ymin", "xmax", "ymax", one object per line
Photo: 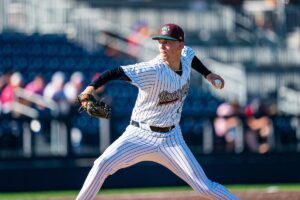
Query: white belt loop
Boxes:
[{"xmin": 138, "ymin": 121, "xmax": 152, "ymax": 131}]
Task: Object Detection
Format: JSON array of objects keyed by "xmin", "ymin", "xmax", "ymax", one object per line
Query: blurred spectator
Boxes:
[
  {"xmin": 214, "ymin": 101, "xmax": 243, "ymax": 153},
  {"xmin": 254, "ymin": 12, "xmax": 278, "ymax": 46},
  {"xmin": 43, "ymin": 71, "xmax": 65, "ymax": 100},
  {"xmin": 22, "ymin": 74, "xmax": 47, "ymax": 112},
  {"xmin": 127, "ymin": 20, "xmax": 152, "ymax": 57},
  {"xmin": 43, "ymin": 71, "xmax": 69, "ymax": 114},
  {"xmin": 0, "ymin": 72, "xmax": 12, "ymax": 93},
  {"xmin": 64, "ymin": 71, "xmax": 84, "ymax": 104},
  {"xmin": 0, "ymin": 72, "xmax": 23, "ymax": 152},
  {"xmin": 0, "ymin": 72, "xmax": 23, "ymax": 113},
  {"xmin": 244, "ymin": 98, "xmax": 275, "ymax": 154},
  {"xmin": 25, "ymin": 74, "xmax": 45, "ymax": 95}
]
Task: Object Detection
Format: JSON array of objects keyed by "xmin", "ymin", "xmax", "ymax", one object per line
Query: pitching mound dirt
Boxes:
[{"xmin": 54, "ymin": 190, "xmax": 300, "ymax": 200}]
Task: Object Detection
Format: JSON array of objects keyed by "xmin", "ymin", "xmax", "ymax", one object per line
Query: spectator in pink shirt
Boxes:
[
  {"xmin": 25, "ymin": 74, "xmax": 45, "ymax": 95},
  {"xmin": 0, "ymin": 72, "xmax": 23, "ymax": 112}
]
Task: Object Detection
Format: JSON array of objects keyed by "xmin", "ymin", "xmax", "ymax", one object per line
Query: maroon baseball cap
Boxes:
[{"xmin": 152, "ymin": 23, "xmax": 184, "ymax": 42}]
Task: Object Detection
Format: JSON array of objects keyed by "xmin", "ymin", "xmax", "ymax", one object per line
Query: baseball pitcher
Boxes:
[{"xmin": 77, "ymin": 23, "xmax": 239, "ymax": 200}]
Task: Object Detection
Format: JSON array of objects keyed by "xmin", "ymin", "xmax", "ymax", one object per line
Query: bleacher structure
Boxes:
[{"xmin": 0, "ymin": 0, "xmax": 300, "ymax": 159}]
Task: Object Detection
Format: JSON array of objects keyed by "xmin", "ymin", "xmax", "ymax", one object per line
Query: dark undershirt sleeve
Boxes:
[
  {"xmin": 89, "ymin": 67, "xmax": 131, "ymax": 89},
  {"xmin": 191, "ymin": 56, "xmax": 212, "ymax": 78}
]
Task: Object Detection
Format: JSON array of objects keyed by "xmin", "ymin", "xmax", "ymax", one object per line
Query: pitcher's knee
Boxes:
[{"xmin": 93, "ymin": 157, "xmax": 114, "ymax": 176}]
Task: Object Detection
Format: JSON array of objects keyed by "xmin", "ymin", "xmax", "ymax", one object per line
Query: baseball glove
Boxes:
[{"xmin": 78, "ymin": 93, "xmax": 111, "ymax": 119}]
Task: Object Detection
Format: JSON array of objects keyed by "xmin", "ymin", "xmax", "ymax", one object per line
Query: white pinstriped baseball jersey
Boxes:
[
  {"xmin": 121, "ymin": 46, "xmax": 195, "ymax": 127},
  {"xmin": 76, "ymin": 45, "xmax": 239, "ymax": 200}
]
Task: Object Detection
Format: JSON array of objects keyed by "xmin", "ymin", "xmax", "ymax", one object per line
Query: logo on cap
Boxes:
[{"xmin": 161, "ymin": 26, "xmax": 170, "ymax": 35}]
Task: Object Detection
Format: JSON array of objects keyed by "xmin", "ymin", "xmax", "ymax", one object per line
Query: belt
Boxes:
[{"xmin": 130, "ymin": 120, "xmax": 175, "ymax": 133}]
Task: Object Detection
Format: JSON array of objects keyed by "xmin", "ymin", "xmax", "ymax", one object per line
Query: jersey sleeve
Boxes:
[
  {"xmin": 181, "ymin": 46, "xmax": 195, "ymax": 65},
  {"xmin": 121, "ymin": 61, "xmax": 157, "ymax": 90}
]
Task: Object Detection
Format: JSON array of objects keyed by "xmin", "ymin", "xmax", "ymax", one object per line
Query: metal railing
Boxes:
[{"xmin": 0, "ymin": 88, "xmax": 111, "ymax": 158}]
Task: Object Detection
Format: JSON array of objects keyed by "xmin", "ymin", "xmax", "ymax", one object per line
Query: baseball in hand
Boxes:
[{"xmin": 213, "ymin": 79, "xmax": 222, "ymax": 89}]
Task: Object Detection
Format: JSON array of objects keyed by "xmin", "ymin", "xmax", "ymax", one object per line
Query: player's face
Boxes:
[{"xmin": 157, "ymin": 39, "xmax": 183, "ymax": 61}]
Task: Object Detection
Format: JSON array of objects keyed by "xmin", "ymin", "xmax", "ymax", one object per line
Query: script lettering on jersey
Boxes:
[{"xmin": 158, "ymin": 80, "xmax": 190, "ymax": 105}]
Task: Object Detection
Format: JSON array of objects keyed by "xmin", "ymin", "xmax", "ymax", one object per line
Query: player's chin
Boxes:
[{"xmin": 160, "ymin": 53, "xmax": 167, "ymax": 61}]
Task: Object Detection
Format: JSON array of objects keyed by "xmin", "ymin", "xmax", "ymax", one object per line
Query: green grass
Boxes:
[
  {"xmin": 0, "ymin": 191, "xmax": 77, "ymax": 200},
  {"xmin": 0, "ymin": 184, "xmax": 299, "ymax": 199},
  {"xmin": 227, "ymin": 183, "xmax": 300, "ymax": 191}
]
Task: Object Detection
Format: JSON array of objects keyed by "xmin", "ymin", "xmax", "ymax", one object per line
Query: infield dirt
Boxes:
[{"xmin": 54, "ymin": 190, "xmax": 300, "ymax": 200}]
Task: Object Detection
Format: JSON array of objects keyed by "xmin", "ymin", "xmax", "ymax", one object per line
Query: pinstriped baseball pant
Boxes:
[{"xmin": 76, "ymin": 125, "xmax": 239, "ymax": 200}]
